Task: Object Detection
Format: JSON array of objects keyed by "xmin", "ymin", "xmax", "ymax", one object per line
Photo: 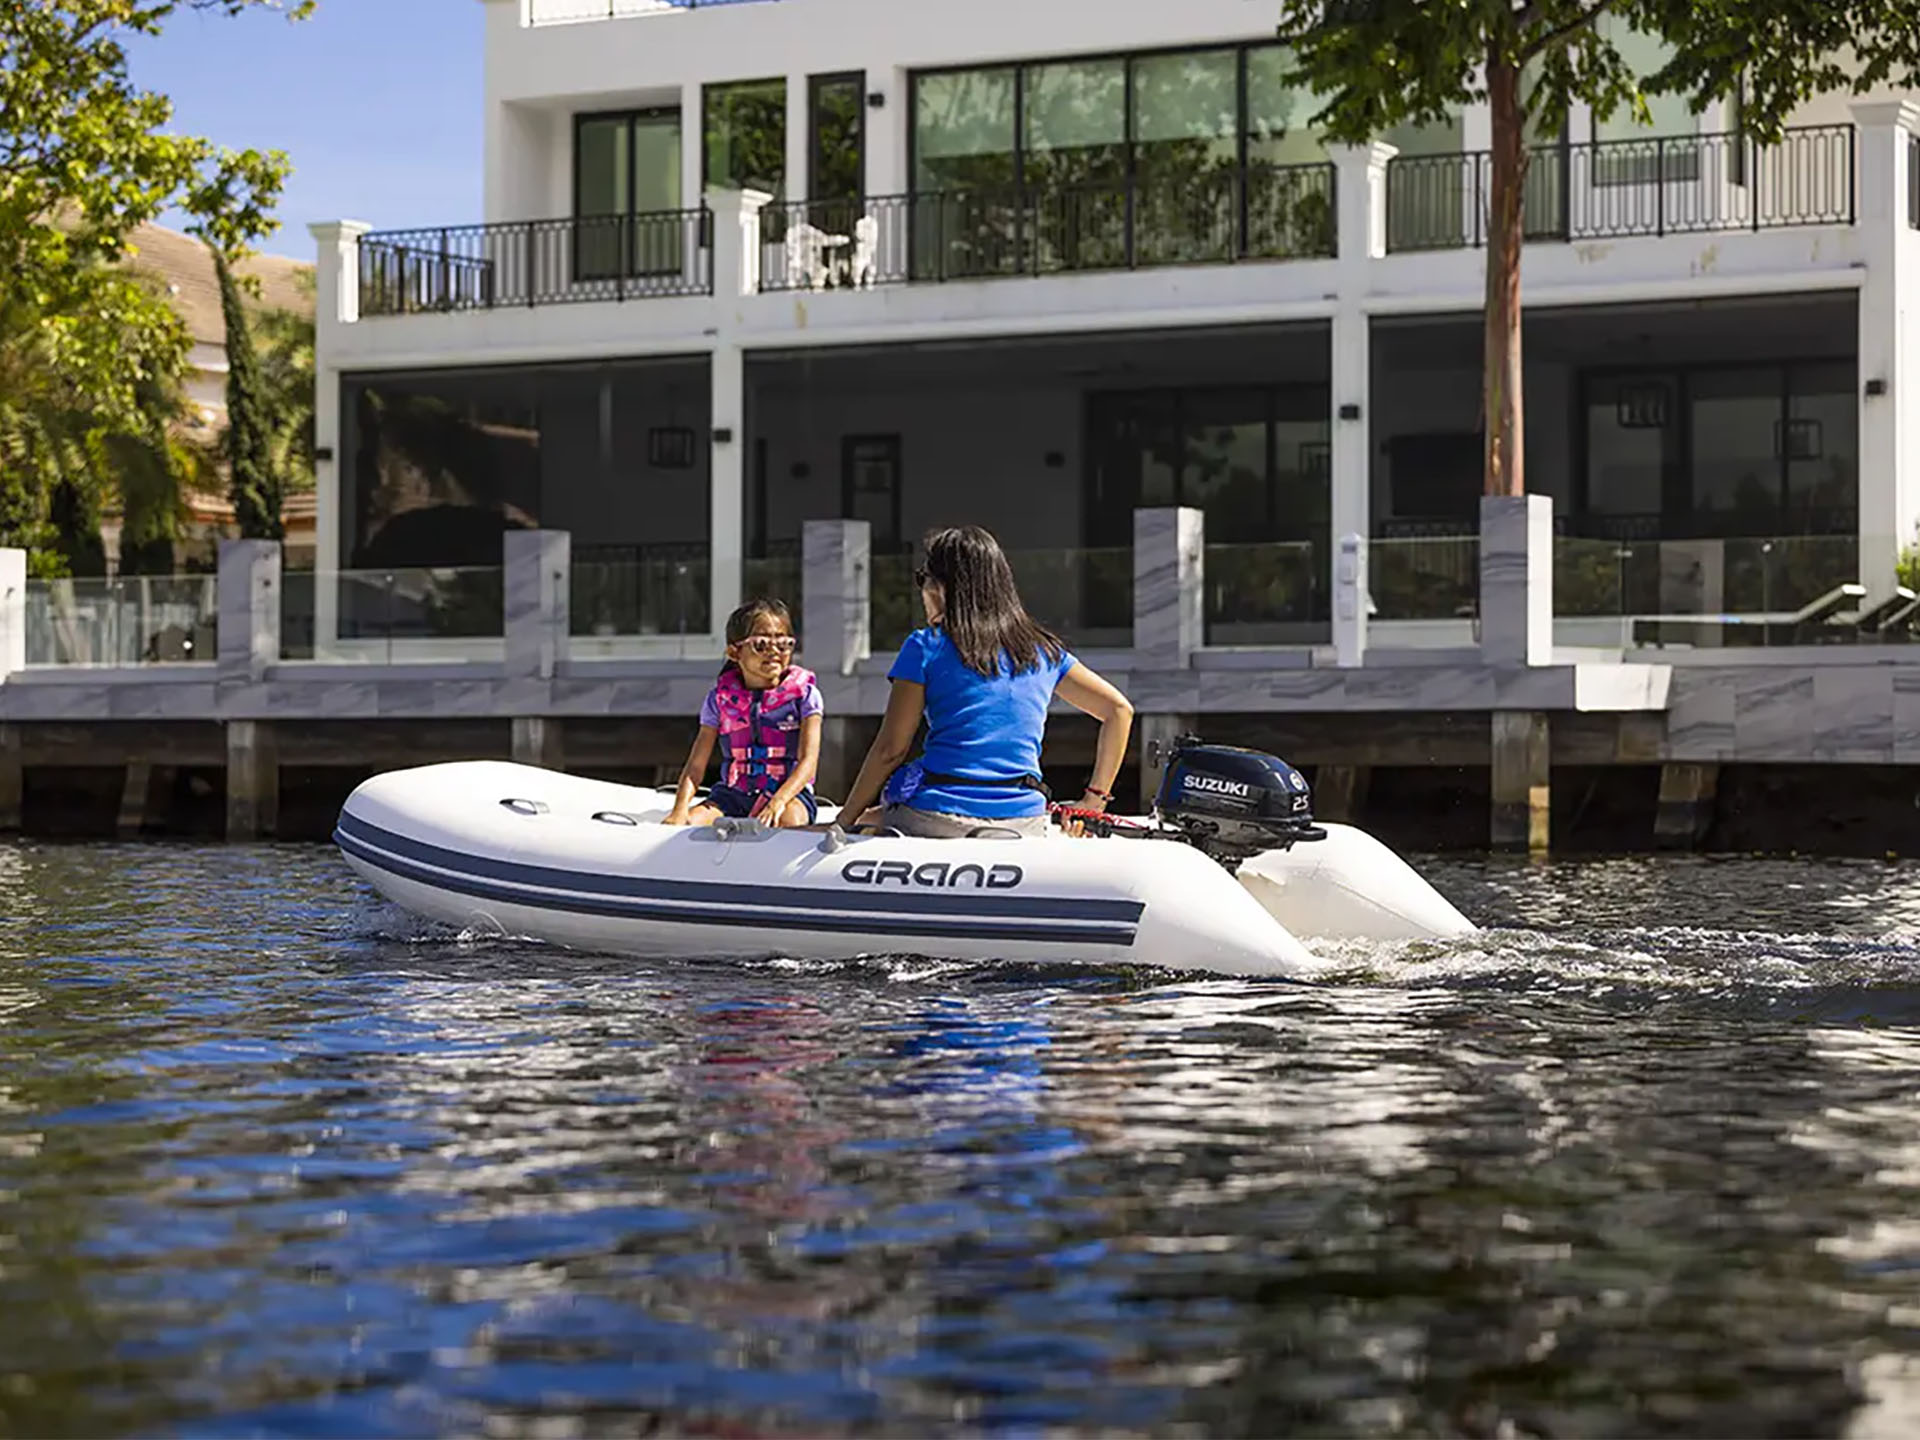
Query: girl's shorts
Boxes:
[{"xmin": 705, "ymin": 783, "xmax": 818, "ymax": 823}]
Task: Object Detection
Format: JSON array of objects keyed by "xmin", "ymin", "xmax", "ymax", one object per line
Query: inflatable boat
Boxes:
[{"xmin": 334, "ymin": 739, "xmax": 1475, "ymax": 979}]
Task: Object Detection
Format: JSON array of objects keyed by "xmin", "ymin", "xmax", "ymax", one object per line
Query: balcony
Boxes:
[
  {"xmin": 1386, "ymin": 124, "xmax": 1854, "ymax": 251},
  {"xmin": 337, "ymin": 125, "xmax": 1869, "ymax": 320},
  {"xmin": 356, "ymin": 210, "xmax": 712, "ymax": 316},
  {"xmin": 526, "ymin": 0, "xmax": 774, "ymax": 24},
  {"xmin": 758, "ymin": 164, "xmax": 1338, "ymax": 292}
]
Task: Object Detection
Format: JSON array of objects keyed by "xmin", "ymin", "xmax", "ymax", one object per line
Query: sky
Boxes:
[{"xmin": 126, "ymin": 0, "xmax": 484, "ymax": 259}]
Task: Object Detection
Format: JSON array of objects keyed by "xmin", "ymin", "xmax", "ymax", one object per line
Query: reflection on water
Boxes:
[{"xmin": 6, "ymin": 846, "xmax": 1920, "ymax": 1433}]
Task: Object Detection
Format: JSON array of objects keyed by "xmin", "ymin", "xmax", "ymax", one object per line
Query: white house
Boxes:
[{"xmin": 307, "ymin": 0, "xmax": 1920, "ymax": 655}]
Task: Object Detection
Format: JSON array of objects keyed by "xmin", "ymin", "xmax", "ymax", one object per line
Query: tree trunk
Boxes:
[{"xmin": 1483, "ymin": 50, "xmax": 1528, "ymax": 498}]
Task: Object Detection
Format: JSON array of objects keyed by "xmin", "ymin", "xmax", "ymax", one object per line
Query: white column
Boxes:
[
  {"xmin": 681, "ymin": 82, "xmax": 704, "ymax": 214},
  {"xmin": 706, "ymin": 187, "xmax": 770, "ymax": 298},
  {"xmin": 865, "ymin": 68, "xmax": 906, "ymax": 197},
  {"xmin": 1327, "ymin": 141, "xmax": 1394, "ymax": 659},
  {"xmin": 785, "ymin": 73, "xmax": 810, "ymax": 212},
  {"xmin": 710, "ymin": 344, "xmax": 746, "ymax": 633},
  {"xmin": 1853, "ymin": 100, "xmax": 1920, "ymax": 600},
  {"xmin": 0, "ymin": 548, "xmax": 23, "ymax": 682},
  {"xmin": 307, "ymin": 220, "xmax": 372, "ymax": 330}
]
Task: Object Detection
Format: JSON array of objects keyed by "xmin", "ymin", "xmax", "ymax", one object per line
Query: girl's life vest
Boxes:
[{"xmin": 710, "ymin": 663, "xmax": 818, "ymax": 795}]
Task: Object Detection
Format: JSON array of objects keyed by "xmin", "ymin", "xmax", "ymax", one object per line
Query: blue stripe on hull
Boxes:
[{"xmin": 334, "ymin": 814, "xmax": 1142, "ymax": 949}]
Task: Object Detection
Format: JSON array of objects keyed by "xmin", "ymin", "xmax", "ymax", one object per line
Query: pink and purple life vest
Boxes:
[{"xmin": 711, "ymin": 663, "xmax": 818, "ymax": 794}]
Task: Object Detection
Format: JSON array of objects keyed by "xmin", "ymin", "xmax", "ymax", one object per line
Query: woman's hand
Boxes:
[{"xmin": 1069, "ymin": 792, "xmax": 1110, "ymax": 813}]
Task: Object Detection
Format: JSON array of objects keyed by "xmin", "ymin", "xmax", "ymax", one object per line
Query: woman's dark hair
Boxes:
[
  {"xmin": 718, "ymin": 596, "xmax": 794, "ymax": 676},
  {"xmin": 919, "ymin": 525, "xmax": 1063, "ymax": 678}
]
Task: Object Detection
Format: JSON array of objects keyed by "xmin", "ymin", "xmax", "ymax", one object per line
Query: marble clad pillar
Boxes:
[
  {"xmin": 217, "ymin": 539, "xmax": 281, "ymax": 684},
  {"xmin": 1479, "ymin": 495, "xmax": 1554, "ymax": 667},
  {"xmin": 801, "ymin": 519, "xmax": 872, "ymax": 677},
  {"xmin": 1133, "ymin": 507, "xmax": 1204, "ymax": 672},
  {"xmin": 504, "ymin": 529, "xmax": 570, "ymax": 680}
]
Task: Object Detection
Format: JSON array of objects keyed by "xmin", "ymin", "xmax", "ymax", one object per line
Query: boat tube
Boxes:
[{"xmin": 335, "ymin": 741, "xmax": 1475, "ymax": 979}]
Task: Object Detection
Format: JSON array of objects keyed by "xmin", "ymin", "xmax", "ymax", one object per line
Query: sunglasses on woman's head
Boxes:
[{"xmin": 739, "ymin": 635, "xmax": 796, "ymax": 655}]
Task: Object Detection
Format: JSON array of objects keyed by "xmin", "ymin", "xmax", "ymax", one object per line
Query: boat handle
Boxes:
[
  {"xmin": 592, "ymin": 811, "xmax": 640, "ymax": 827},
  {"xmin": 500, "ymin": 798, "xmax": 548, "ymax": 817}
]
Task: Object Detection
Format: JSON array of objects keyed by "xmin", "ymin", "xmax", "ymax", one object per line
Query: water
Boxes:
[{"xmin": 7, "ymin": 846, "xmax": 1920, "ymax": 1436}]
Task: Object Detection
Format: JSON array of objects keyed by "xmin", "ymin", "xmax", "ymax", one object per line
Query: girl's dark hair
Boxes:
[
  {"xmin": 920, "ymin": 525, "xmax": 1063, "ymax": 678},
  {"xmin": 718, "ymin": 596, "xmax": 794, "ymax": 676}
]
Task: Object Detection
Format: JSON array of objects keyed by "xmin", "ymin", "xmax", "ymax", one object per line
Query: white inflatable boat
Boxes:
[{"xmin": 334, "ymin": 744, "xmax": 1475, "ymax": 979}]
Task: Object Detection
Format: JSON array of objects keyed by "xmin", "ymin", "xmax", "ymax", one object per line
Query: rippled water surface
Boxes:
[{"xmin": 9, "ymin": 844, "xmax": 1920, "ymax": 1436}]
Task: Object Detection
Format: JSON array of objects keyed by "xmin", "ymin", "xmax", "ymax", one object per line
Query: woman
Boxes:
[{"xmin": 836, "ymin": 525, "xmax": 1134, "ymax": 838}]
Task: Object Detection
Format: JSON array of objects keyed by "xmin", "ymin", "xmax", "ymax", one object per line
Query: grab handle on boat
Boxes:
[{"xmin": 499, "ymin": 798, "xmax": 549, "ymax": 817}]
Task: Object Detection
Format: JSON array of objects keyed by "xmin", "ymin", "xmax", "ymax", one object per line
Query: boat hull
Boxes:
[{"xmin": 335, "ymin": 762, "xmax": 1331, "ymax": 977}]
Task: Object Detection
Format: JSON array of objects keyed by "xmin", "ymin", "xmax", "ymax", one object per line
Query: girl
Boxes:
[
  {"xmin": 835, "ymin": 525, "xmax": 1134, "ymax": 838},
  {"xmin": 664, "ymin": 598, "xmax": 823, "ymax": 828}
]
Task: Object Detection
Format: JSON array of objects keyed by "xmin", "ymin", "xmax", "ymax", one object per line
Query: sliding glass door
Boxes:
[{"xmin": 573, "ymin": 107, "xmax": 683, "ymax": 282}]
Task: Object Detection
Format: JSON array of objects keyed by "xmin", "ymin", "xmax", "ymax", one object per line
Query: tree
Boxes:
[
  {"xmin": 0, "ymin": 0, "xmax": 311, "ymax": 569},
  {"xmin": 212, "ymin": 249, "xmax": 280, "ymax": 539},
  {"xmin": 253, "ymin": 269, "xmax": 316, "ymax": 496},
  {"xmin": 1273, "ymin": 0, "xmax": 1920, "ymax": 500}
]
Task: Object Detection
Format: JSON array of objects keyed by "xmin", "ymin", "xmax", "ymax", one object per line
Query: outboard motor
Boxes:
[{"xmin": 1151, "ymin": 735, "xmax": 1326, "ymax": 868}]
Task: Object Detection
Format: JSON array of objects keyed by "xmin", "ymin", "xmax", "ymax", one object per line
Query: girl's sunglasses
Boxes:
[{"xmin": 738, "ymin": 635, "xmax": 796, "ymax": 656}]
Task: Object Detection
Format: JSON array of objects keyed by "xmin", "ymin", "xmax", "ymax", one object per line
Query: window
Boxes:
[
  {"xmin": 572, "ymin": 108, "xmax": 682, "ymax": 281},
  {"xmin": 1022, "ymin": 57, "xmax": 1127, "ymax": 270},
  {"xmin": 705, "ymin": 79, "xmax": 786, "ymax": 196},
  {"xmin": 841, "ymin": 435, "xmax": 902, "ymax": 549},
  {"xmin": 1580, "ymin": 363, "xmax": 1859, "ymax": 536},
  {"xmin": 912, "ymin": 67, "xmax": 1017, "ymax": 192},
  {"xmin": 908, "ymin": 45, "xmax": 1348, "ymax": 273},
  {"xmin": 1584, "ymin": 374, "xmax": 1676, "ymax": 520},
  {"xmin": 809, "ymin": 72, "xmax": 865, "ymax": 207},
  {"xmin": 1590, "ymin": 18, "xmax": 1701, "ymax": 184},
  {"xmin": 1132, "ymin": 49, "xmax": 1241, "ymax": 264}
]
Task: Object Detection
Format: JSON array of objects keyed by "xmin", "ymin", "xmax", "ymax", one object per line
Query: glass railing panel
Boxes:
[
  {"xmin": 742, "ymin": 553, "xmax": 803, "ymax": 643},
  {"xmin": 1006, "ymin": 547, "xmax": 1133, "ymax": 651},
  {"xmin": 1368, "ymin": 536, "xmax": 1479, "ymax": 621},
  {"xmin": 867, "ymin": 549, "xmax": 1134, "ymax": 656},
  {"xmin": 1554, "ymin": 534, "xmax": 1865, "ymax": 646},
  {"xmin": 279, "ymin": 567, "xmax": 504, "ymax": 662},
  {"xmin": 24, "ymin": 575, "xmax": 217, "ymax": 666},
  {"xmin": 1203, "ymin": 542, "xmax": 1320, "ymax": 645},
  {"xmin": 570, "ymin": 553, "xmax": 710, "ymax": 641},
  {"xmin": 869, "ymin": 551, "xmax": 919, "ymax": 654}
]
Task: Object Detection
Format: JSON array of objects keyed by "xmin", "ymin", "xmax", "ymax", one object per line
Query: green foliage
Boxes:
[
  {"xmin": 1274, "ymin": 0, "xmax": 1920, "ymax": 498},
  {"xmin": 0, "ymin": 0, "xmax": 311, "ymax": 570},
  {"xmin": 1898, "ymin": 534, "xmax": 1920, "ymax": 595},
  {"xmin": 253, "ymin": 269, "xmax": 316, "ymax": 495},
  {"xmin": 213, "ymin": 250, "xmax": 280, "ymax": 540}
]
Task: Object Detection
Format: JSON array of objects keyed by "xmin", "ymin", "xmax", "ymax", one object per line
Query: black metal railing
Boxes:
[
  {"xmin": 358, "ymin": 209, "xmax": 713, "ymax": 316},
  {"xmin": 528, "ymin": 0, "xmax": 773, "ymax": 23},
  {"xmin": 1386, "ymin": 124, "xmax": 1855, "ymax": 252},
  {"xmin": 757, "ymin": 164, "xmax": 1337, "ymax": 292}
]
